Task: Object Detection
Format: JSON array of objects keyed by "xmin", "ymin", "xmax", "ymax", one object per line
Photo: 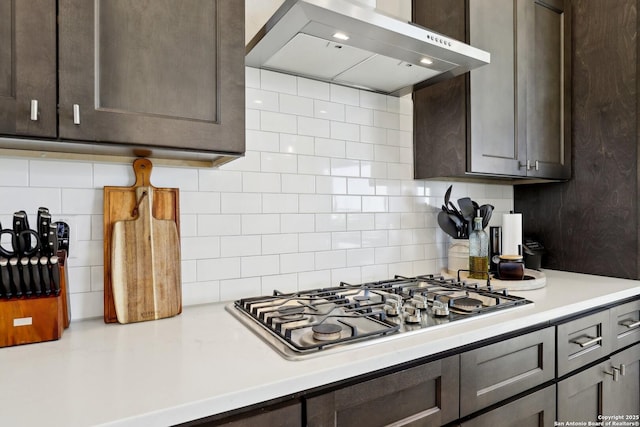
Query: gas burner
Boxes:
[
  {"xmin": 312, "ymin": 323, "xmax": 343, "ymax": 341},
  {"xmin": 230, "ymin": 273, "xmax": 533, "ymax": 358}
]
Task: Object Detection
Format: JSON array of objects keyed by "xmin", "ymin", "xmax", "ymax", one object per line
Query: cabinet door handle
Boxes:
[
  {"xmin": 570, "ymin": 334, "xmax": 602, "ymax": 348},
  {"xmin": 619, "ymin": 364, "xmax": 626, "ymax": 376},
  {"xmin": 534, "ymin": 160, "xmax": 539, "ymax": 171},
  {"xmin": 30, "ymin": 100, "xmax": 39, "ymax": 121},
  {"xmin": 518, "ymin": 160, "xmax": 531, "ymax": 170},
  {"xmin": 73, "ymin": 104, "xmax": 80, "ymax": 125},
  {"xmin": 604, "ymin": 367, "xmax": 620, "ymax": 382},
  {"xmin": 619, "ymin": 318, "xmax": 640, "ymax": 329}
]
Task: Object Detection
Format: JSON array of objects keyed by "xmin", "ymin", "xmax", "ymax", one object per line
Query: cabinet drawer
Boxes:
[
  {"xmin": 460, "ymin": 327, "xmax": 555, "ymax": 417},
  {"xmin": 306, "ymin": 355, "xmax": 459, "ymax": 427},
  {"xmin": 557, "ymin": 310, "xmax": 611, "ymax": 377},
  {"xmin": 610, "ymin": 299, "xmax": 640, "ymax": 351},
  {"xmin": 461, "ymin": 385, "xmax": 556, "ymax": 427}
]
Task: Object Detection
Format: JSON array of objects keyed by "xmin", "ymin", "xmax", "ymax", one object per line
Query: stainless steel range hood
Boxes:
[{"xmin": 245, "ymin": 0, "xmax": 490, "ymax": 96}]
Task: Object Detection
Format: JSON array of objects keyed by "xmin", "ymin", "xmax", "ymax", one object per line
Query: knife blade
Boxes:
[
  {"xmin": 0, "ymin": 257, "xmax": 11, "ymax": 298},
  {"xmin": 30, "ymin": 257, "xmax": 42, "ymax": 296},
  {"xmin": 20, "ymin": 257, "xmax": 32, "ymax": 297},
  {"xmin": 9, "ymin": 257, "xmax": 22, "ymax": 297},
  {"xmin": 39, "ymin": 257, "xmax": 53, "ymax": 296},
  {"xmin": 49, "ymin": 255, "xmax": 61, "ymax": 297}
]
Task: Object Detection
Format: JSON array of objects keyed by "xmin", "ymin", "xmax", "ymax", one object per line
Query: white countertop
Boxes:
[{"xmin": 1, "ymin": 270, "xmax": 639, "ymax": 427}]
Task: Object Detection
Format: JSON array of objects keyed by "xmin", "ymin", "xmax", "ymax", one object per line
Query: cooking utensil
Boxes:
[
  {"xmin": 438, "ymin": 211, "xmax": 459, "ymax": 239},
  {"xmin": 0, "ymin": 258, "xmax": 10, "ymax": 298},
  {"xmin": 30, "ymin": 257, "xmax": 42, "ymax": 296},
  {"xmin": 457, "ymin": 197, "xmax": 476, "ymax": 236},
  {"xmin": 479, "ymin": 204, "xmax": 494, "ymax": 229},
  {"xmin": 103, "ymin": 158, "xmax": 180, "ymax": 324}
]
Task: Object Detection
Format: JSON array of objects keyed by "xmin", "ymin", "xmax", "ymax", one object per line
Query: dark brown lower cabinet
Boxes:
[
  {"xmin": 306, "ymin": 355, "xmax": 459, "ymax": 427},
  {"xmin": 460, "ymin": 385, "xmax": 556, "ymax": 427},
  {"xmin": 557, "ymin": 343, "xmax": 640, "ymax": 422},
  {"xmin": 459, "ymin": 327, "xmax": 555, "ymax": 417},
  {"xmin": 186, "ymin": 401, "xmax": 301, "ymax": 427}
]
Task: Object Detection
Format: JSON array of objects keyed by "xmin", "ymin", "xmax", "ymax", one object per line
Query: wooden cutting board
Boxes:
[
  {"xmin": 103, "ymin": 158, "xmax": 181, "ymax": 324},
  {"xmin": 111, "ymin": 186, "xmax": 181, "ymax": 323}
]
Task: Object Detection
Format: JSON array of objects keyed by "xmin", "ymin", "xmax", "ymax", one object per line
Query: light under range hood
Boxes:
[{"xmin": 246, "ymin": 0, "xmax": 490, "ymax": 96}]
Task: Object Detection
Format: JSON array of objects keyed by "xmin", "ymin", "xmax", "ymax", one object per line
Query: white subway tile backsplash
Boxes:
[
  {"xmin": 241, "ymin": 254, "xmax": 279, "ymax": 277},
  {"xmin": 300, "ymin": 194, "xmax": 332, "ymax": 213},
  {"xmin": 246, "ymin": 129, "xmax": 279, "ymax": 152},
  {"xmin": 282, "ymin": 174, "xmax": 315, "ymax": 194},
  {"xmin": 198, "ymin": 214, "xmax": 241, "ymax": 236},
  {"xmin": 345, "ymin": 106, "xmax": 374, "ymax": 126},
  {"xmin": 298, "ymin": 155, "xmax": 331, "ymax": 175},
  {"xmin": 345, "ymin": 141, "xmax": 374, "ymax": 161},
  {"xmin": 280, "ymin": 252, "xmax": 315, "ymax": 273},
  {"xmin": 181, "ymin": 192, "xmax": 220, "ymax": 214},
  {"xmin": 314, "ymin": 100, "xmax": 345, "ymax": 121},
  {"xmin": 315, "ymin": 250, "xmax": 346, "ymax": 270},
  {"xmin": 332, "ymin": 195, "xmax": 361, "ymax": 212},
  {"xmin": 315, "ymin": 213, "xmax": 346, "ymax": 232},
  {"xmin": 346, "ymin": 213, "xmax": 375, "ymax": 231},
  {"xmin": 298, "ymin": 78, "xmax": 330, "ymax": 100},
  {"xmin": 261, "ymin": 111, "xmax": 297, "ymax": 134},
  {"xmin": 242, "ymin": 214, "xmax": 280, "ymax": 235},
  {"xmin": 316, "ymin": 176, "xmax": 346, "ymax": 194},
  {"xmin": 221, "ymin": 193, "xmax": 262, "ymax": 213},
  {"xmin": 298, "ymin": 232, "xmax": 331, "ymax": 252},
  {"xmin": 30, "ymin": 160, "xmax": 93, "ymax": 188},
  {"xmin": 220, "ymin": 277, "xmax": 262, "ymax": 301},
  {"xmin": 242, "ymin": 172, "xmax": 281, "ymax": 193},
  {"xmin": 221, "ymin": 235, "xmax": 261, "ymax": 257},
  {"xmin": 331, "ymin": 231, "xmax": 361, "ymax": 249},
  {"xmin": 330, "ymin": 159, "xmax": 360, "ymax": 177},
  {"xmin": 262, "ymin": 233, "xmax": 298, "ymax": 255},
  {"xmin": 330, "ymin": 121, "xmax": 359, "ymax": 141},
  {"xmin": 280, "ymin": 94, "xmax": 314, "ymax": 117},
  {"xmin": 330, "ymin": 84, "xmax": 359, "ymax": 106},
  {"xmin": 197, "ymin": 257, "xmax": 241, "ymax": 281},
  {"xmin": 314, "ymin": 138, "xmax": 346, "ymax": 158},
  {"xmin": 11, "ymin": 68, "xmax": 514, "ymax": 319},
  {"xmin": 263, "ymin": 193, "xmax": 298, "ymax": 213},
  {"xmin": 298, "ymin": 116, "xmax": 330, "ymax": 137},
  {"xmin": 260, "ymin": 69, "xmax": 297, "ymax": 94},
  {"xmin": 280, "ymin": 213, "xmax": 315, "ymax": 233},
  {"xmin": 280, "ymin": 134, "xmax": 315, "ymax": 155},
  {"xmin": 246, "ymin": 88, "xmax": 279, "ymax": 112}
]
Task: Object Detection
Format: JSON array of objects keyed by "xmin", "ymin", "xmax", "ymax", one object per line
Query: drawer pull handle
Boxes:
[
  {"xmin": 570, "ymin": 335, "xmax": 602, "ymax": 348},
  {"xmin": 30, "ymin": 99, "xmax": 39, "ymax": 121},
  {"xmin": 619, "ymin": 318, "xmax": 640, "ymax": 329}
]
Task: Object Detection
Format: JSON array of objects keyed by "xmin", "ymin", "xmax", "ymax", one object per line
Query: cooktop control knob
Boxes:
[
  {"xmin": 432, "ymin": 299, "xmax": 450, "ymax": 317},
  {"xmin": 384, "ymin": 295, "xmax": 402, "ymax": 317},
  {"xmin": 412, "ymin": 295, "xmax": 429, "ymax": 309},
  {"xmin": 404, "ymin": 306, "xmax": 422, "ymax": 324}
]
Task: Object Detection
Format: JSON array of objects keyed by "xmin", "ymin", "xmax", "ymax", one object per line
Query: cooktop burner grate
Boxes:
[{"xmin": 228, "ymin": 274, "xmax": 533, "ymax": 358}]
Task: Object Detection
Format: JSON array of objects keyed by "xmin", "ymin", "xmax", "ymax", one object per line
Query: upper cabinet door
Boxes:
[
  {"xmin": 58, "ymin": 0, "xmax": 245, "ymax": 154},
  {"xmin": 522, "ymin": 0, "xmax": 572, "ymax": 179},
  {"xmin": 0, "ymin": 0, "xmax": 57, "ymax": 138}
]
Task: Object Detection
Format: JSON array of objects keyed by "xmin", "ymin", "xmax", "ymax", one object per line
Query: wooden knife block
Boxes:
[{"xmin": 0, "ymin": 253, "xmax": 70, "ymax": 348}]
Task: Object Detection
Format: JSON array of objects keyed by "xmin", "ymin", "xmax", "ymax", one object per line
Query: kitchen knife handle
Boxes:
[
  {"xmin": 9, "ymin": 257, "xmax": 22, "ymax": 297},
  {"xmin": 30, "ymin": 99, "xmax": 39, "ymax": 121},
  {"xmin": 49, "ymin": 256, "xmax": 61, "ymax": 296},
  {"xmin": 20, "ymin": 257, "xmax": 32, "ymax": 297},
  {"xmin": 39, "ymin": 257, "xmax": 51, "ymax": 296},
  {"xmin": 30, "ymin": 257, "xmax": 42, "ymax": 296},
  {"xmin": 0, "ymin": 257, "xmax": 11, "ymax": 298},
  {"xmin": 73, "ymin": 104, "xmax": 80, "ymax": 125}
]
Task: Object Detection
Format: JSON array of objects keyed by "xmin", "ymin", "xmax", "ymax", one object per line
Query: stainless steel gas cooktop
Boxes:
[{"xmin": 226, "ymin": 274, "xmax": 533, "ymax": 360}]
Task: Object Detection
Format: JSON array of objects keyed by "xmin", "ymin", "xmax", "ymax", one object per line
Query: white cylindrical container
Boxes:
[
  {"xmin": 501, "ymin": 213, "xmax": 523, "ymax": 256},
  {"xmin": 448, "ymin": 240, "xmax": 470, "ymax": 275}
]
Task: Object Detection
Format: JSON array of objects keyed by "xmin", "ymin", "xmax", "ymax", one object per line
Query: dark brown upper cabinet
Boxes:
[
  {"xmin": 413, "ymin": 0, "xmax": 571, "ymax": 181},
  {"xmin": 0, "ymin": 0, "xmax": 57, "ymax": 138},
  {"xmin": 1, "ymin": 1, "xmax": 245, "ymax": 164}
]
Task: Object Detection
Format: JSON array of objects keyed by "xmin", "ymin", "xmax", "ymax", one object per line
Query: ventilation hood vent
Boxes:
[{"xmin": 246, "ymin": 0, "xmax": 490, "ymax": 96}]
